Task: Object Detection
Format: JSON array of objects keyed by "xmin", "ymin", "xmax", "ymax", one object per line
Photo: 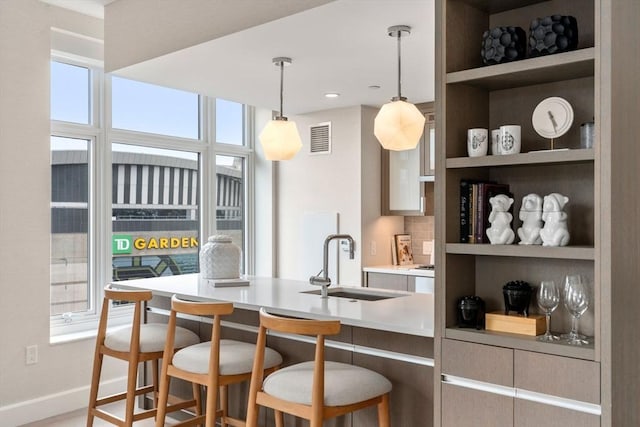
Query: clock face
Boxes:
[{"xmin": 532, "ymin": 97, "xmax": 574, "ymax": 139}]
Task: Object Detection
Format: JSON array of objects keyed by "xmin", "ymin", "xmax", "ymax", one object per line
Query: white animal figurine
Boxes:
[
  {"xmin": 486, "ymin": 194, "xmax": 515, "ymax": 245},
  {"xmin": 517, "ymin": 193, "xmax": 543, "ymax": 245},
  {"xmin": 540, "ymin": 193, "xmax": 570, "ymax": 247}
]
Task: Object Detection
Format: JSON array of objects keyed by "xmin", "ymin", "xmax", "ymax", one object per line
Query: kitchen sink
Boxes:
[{"xmin": 301, "ymin": 287, "xmax": 407, "ymax": 301}]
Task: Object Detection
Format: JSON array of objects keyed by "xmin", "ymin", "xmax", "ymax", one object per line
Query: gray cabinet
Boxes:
[
  {"xmin": 442, "ymin": 383, "xmax": 513, "ymax": 427},
  {"xmin": 365, "ymin": 271, "xmax": 434, "ymax": 293},
  {"xmin": 441, "ymin": 339, "xmax": 600, "ymax": 427},
  {"xmin": 366, "ymin": 272, "xmax": 409, "ymax": 291},
  {"xmin": 381, "ymin": 103, "xmax": 435, "ymax": 216}
]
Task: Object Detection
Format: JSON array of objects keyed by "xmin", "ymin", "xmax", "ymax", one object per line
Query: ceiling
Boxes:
[{"xmin": 45, "ymin": 0, "xmax": 435, "ymax": 115}]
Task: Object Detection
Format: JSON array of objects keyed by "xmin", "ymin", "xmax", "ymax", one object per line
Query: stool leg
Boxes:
[
  {"xmin": 86, "ymin": 350, "xmax": 104, "ymax": 427},
  {"xmin": 152, "ymin": 359, "xmax": 159, "ymax": 408},
  {"xmin": 192, "ymin": 382, "xmax": 202, "ymax": 417},
  {"xmin": 219, "ymin": 385, "xmax": 227, "ymax": 427},
  {"xmin": 155, "ymin": 375, "xmax": 171, "ymax": 427},
  {"xmin": 377, "ymin": 393, "xmax": 390, "ymax": 427},
  {"xmin": 205, "ymin": 384, "xmax": 219, "ymax": 427},
  {"xmin": 125, "ymin": 356, "xmax": 140, "ymax": 426},
  {"xmin": 274, "ymin": 410, "xmax": 284, "ymax": 427}
]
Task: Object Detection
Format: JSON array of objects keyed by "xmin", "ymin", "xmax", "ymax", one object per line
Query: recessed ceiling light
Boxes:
[
  {"xmin": 368, "ymin": 85, "xmax": 381, "ymax": 90},
  {"xmin": 324, "ymin": 92, "xmax": 340, "ymax": 98}
]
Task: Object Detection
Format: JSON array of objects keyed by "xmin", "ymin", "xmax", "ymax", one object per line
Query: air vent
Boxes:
[{"xmin": 309, "ymin": 122, "xmax": 331, "ymax": 155}]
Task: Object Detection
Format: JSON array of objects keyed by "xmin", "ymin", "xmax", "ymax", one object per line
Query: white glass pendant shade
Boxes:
[
  {"xmin": 374, "ymin": 99, "xmax": 426, "ymax": 151},
  {"xmin": 259, "ymin": 118, "xmax": 302, "ymax": 161}
]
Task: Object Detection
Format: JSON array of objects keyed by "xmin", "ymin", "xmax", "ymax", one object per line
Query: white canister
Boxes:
[
  {"xmin": 499, "ymin": 125, "xmax": 521, "ymax": 155},
  {"xmin": 199, "ymin": 235, "xmax": 241, "ymax": 279},
  {"xmin": 467, "ymin": 128, "xmax": 488, "ymax": 157}
]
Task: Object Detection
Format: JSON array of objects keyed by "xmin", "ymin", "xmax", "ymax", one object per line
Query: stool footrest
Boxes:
[{"xmin": 94, "ymin": 384, "xmax": 155, "ymax": 406}]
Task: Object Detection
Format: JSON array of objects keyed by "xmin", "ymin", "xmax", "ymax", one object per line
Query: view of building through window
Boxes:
[
  {"xmin": 111, "ymin": 144, "xmax": 200, "ymax": 281},
  {"xmin": 50, "ymin": 59, "xmax": 250, "ymax": 321},
  {"xmin": 50, "ymin": 136, "xmax": 90, "ymax": 315}
]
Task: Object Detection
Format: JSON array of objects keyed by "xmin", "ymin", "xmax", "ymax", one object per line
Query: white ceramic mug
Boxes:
[
  {"xmin": 499, "ymin": 125, "xmax": 521, "ymax": 155},
  {"xmin": 467, "ymin": 128, "xmax": 488, "ymax": 157},
  {"xmin": 491, "ymin": 129, "xmax": 500, "ymax": 155}
]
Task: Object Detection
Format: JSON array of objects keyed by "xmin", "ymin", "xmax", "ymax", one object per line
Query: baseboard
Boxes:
[{"xmin": 0, "ymin": 376, "xmax": 127, "ymax": 427}]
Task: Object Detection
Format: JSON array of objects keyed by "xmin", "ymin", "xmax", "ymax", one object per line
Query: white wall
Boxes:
[
  {"xmin": 276, "ymin": 106, "xmax": 404, "ymax": 285},
  {"xmin": 277, "ymin": 106, "xmax": 362, "ymax": 284},
  {"xmin": 0, "ymin": 2, "xmax": 124, "ymax": 425}
]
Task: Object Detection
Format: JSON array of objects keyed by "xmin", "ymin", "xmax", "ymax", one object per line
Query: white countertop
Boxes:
[
  {"xmin": 112, "ymin": 274, "xmax": 434, "ymax": 338},
  {"xmin": 363, "ymin": 264, "xmax": 435, "ymax": 277}
]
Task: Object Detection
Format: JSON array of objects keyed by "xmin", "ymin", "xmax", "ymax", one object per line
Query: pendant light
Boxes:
[
  {"xmin": 259, "ymin": 57, "xmax": 302, "ymax": 161},
  {"xmin": 374, "ymin": 25, "xmax": 426, "ymax": 151}
]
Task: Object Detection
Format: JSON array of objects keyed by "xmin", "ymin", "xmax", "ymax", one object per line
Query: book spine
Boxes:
[
  {"xmin": 470, "ymin": 183, "xmax": 478, "ymax": 244},
  {"xmin": 475, "ymin": 182, "xmax": 486, "ymax": 243},
  {"xmin": 391, "ymin": 236, "xmax": 398, "ymax": 265},
  {"xmin": 460, "ymin": 180, "xmax": 471, "ymax": 243}
]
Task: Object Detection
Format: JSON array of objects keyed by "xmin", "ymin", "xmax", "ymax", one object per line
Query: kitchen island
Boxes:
[{"xmin": 113, "ymin": 274, "xmax": 434, "ymax": 427}]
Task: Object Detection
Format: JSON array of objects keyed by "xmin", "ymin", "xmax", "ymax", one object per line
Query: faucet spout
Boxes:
[{"xmin": 309, "ymin": 234, "xmax": 355, "ymax": 298}]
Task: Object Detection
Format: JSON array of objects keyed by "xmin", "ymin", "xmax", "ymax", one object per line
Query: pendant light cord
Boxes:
[
  {"xmin": 279, "ymin": 60, "xmax": 284, "ymax": 118},
  {"xmin": 397, "ymin": 30, "xmax": 402, "ymax": 99}
]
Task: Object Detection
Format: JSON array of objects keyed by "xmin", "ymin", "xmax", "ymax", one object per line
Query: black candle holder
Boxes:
[
  {"xmin": 529, "ymin": 15, "xmax": 578, "ymax": 57},
  {"xmin": 481, "ymin": 26, "xmax": 526, "ymax": 65},
  {"xmin": 457, "ymin": 296, "xmax": 485, "ymax": 329},
  {"xmin": 503, "ymin": 281, "xmax": 532, "ymax": 316}
]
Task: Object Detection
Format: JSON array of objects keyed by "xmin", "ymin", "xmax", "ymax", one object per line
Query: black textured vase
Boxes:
[
  {"xmin": 481, "ymin": 26, "xmax": 526, "ymax": 65},
  {"xmin": 529, "ymin": 15, "xmax": 578, "ymax": 57},
  {"xmin": 503, "ymin": 281, "xmax": 532, "ymax": 316}
]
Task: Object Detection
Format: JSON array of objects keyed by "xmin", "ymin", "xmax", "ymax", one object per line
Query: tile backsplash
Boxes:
[{"xmin": 405, "ymin": 216, "xmax": 435, "ymax": 265}]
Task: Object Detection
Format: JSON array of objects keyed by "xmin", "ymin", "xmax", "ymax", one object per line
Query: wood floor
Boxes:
[{"xmin": 19, "ymin": 401, "xmax": 180, "ymax": 427}]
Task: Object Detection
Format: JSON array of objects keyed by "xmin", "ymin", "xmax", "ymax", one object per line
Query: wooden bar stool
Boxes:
[
  {"xmin": 246, "ymin": 308, "xmax": 392, "ymax": 427},
  {"xmin": 155, "ymin": 295, "xmax": 283, "ymax": 427},
  {"xmin": 87, "ymin": 286, "xmax": 200, "ymax": 427}
]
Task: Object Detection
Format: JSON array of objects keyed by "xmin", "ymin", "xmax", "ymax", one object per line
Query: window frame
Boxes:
[{"xmin": 50, "ymin": 57, "xmax": 256, "ymax": 339}]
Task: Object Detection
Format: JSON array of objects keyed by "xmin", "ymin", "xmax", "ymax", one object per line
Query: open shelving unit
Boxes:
[{"xmin": 430, "ymin": 0, "xmax": 640, "ymax": 426}]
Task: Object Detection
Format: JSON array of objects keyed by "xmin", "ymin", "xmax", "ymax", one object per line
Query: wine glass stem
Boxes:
[
  {"xmin": 571, "ymin": 316, "xmax": 578, "ymax": 336},
  {"xmin": 545, "ymin": 314, "xmax": 551, "ymax": 335}
]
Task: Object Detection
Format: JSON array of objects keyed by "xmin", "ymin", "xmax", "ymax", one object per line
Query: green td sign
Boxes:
[{"xmin": 112, "ymin": 235, "xmax": 133, "ymax": 254}]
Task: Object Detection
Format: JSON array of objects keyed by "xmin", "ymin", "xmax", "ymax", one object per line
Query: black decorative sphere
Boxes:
[
  {"xmin": 481, "ymin": 26, "xmax": 526, "ymax": 65},
  {"xmin": 529, "ymin": 15, "xmax": 578, "ymax": 57}
]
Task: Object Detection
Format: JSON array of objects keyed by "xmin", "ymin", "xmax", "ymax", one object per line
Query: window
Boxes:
[
  {"xmin": 50, "ymin": 136, "xmax": 90, "ymax": 315},
  {"xmin": 215, "ymin": 155, "xmax": 245, "ymax": 263},
  {"xmin": 111, "ymin": 144, "xmax": 200, "ymax": 281},
  {"xmin": 216, "ymin": 99, "xmax": 245, "ymax": 145},
  {"xmin": 50, "ymin": 58, "xmax": 254, "ymax": 335},
  {"xmin": 111, "ymin": 76, "xmax": 200, "ymax": 139},
  {"xmin": 51, "ymin": 61, "xmax": 91, "ymax": 124}
]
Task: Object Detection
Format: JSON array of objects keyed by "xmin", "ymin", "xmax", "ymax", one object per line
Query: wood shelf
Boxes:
[
  {"xmin": 446, "ymin": 148, "xmax": 594, "ymax": 169},
  {"xmin": 446, "ymin": 243, "xmax": 595, "ymax": 260},
  {"xmin": 445, "ymin": 327, "xmax": 595, "ymax": 360},
  {"xmin": 446, "ymin": 48, "xmax": 595, "ymax": 91}
]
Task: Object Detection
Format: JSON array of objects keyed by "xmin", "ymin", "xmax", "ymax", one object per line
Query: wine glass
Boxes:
[
  {"xmin": 563, "ymin": 274, "xmax": 590, "ymax": 345},
  {"xmin": 536, "ymin": 280, "xmax": 560, "ymax": 342}
]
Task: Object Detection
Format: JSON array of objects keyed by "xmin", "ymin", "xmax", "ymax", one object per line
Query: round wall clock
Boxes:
[{"xmin": 532, "ymin": 96, "xmax": 574, "ymax": 139}]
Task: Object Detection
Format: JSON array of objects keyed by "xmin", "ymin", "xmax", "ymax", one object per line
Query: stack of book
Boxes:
[{"xmin": 460, "ymin": 179, "xmax": 512, "ymax": 244}]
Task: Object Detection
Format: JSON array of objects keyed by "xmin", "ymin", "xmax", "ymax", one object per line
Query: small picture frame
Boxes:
[{"xmin": 394, "ymin": 234, "xmax": 414, "ymax": 266}]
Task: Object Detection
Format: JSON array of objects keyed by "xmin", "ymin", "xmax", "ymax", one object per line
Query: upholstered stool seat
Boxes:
[
  {"xmin": 172, "ymin": 339, "xmax": 282, "ymax": 375},
  {"xmin": 87, "ymin": 286, "xmax": 200, "ymax": 427},
  {"xmin": 263, "ymin": 360, "xmax": 392, "ymax": 406},
  {"xmin": 105, "ymin": 323, "xmax": 198, "ymax": 353},
  {"xmin": 247, "ymin": 308, "xmax": 392, "ymax": 427},
  {"xmin": 155, "ymin": 295, "xmax": 282, "ymax": 427}
]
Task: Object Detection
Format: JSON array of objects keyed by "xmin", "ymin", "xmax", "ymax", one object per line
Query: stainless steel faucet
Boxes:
[{"xmin": 309, "ymin": 234, "xmax": 355, "ymax": 298}]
